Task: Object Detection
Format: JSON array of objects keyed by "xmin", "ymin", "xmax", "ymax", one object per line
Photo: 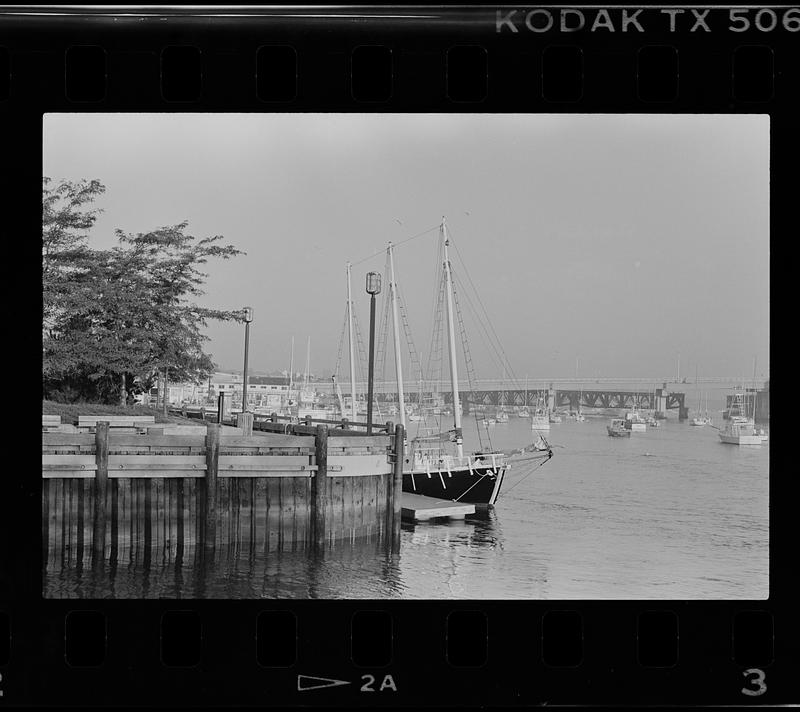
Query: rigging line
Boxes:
[
  {"xmin": 333, "ymin": 303, "xmax": 349, "ymax": 379},
  {"xmin": 450, "ymin": 274, "xmax": 490, "ymax": 451},
  {"xmin": 495, "ymin": 450, "xmax": 553, "ymax": 500},
  {"xmin": 447, "ymin": 229, "xmax": 524, "ymax": 388},
  {"xmin": 349, "ymin": 224, "xmax": 440, "ymax": 268},
  {"xmin": 452, "ymin": 468, "xmax": 496, "ymax": 502},
  {"xmin": 451, "ymin": 268, "xmax": 509, "ymax": 381}
]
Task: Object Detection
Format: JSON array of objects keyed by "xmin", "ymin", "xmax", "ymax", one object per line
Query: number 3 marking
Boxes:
[{"xmin": 742, "ymin": 668, "xmax": 766, "ymax": 696}]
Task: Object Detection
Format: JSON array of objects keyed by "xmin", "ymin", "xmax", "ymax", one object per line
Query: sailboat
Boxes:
[
  {"xmin": 384, "ymin": 219, "xmax": 551, "ymax": 508},
  {"xmin": 496, "ymin": 366, "xmax": 509, "ymax": 422},
  {"xmin": 518, "ymin": 374, "xmax": 530, "ymax": 418},
  {"xmin": 690, "ymin": 367, "xmax": 709, "ymax": 426},
  {"xmin": 572, "ymin": 363, "xmax": 586, "ymax": 421},
  {"xmin": 530, "ymin": 393, "xmax": 550, "ymax": 432}
]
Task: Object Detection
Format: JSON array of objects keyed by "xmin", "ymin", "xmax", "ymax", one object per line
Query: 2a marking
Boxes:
[
  {"xmin": 360, "ymin": 674, "xmax": 397, "ymax": 692},
  {"xmin": 742, "ymin": 668, "xmax": 767, "ymax": 696}
]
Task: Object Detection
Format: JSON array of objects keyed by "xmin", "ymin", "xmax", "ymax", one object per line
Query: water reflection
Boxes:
[
  {"xmin": 43, "ymin": 418, "xmax": 768, "ymax": 599},
  {"xmin": 45, "ymin": 510, "xmax": 512, "ymax": 599}
]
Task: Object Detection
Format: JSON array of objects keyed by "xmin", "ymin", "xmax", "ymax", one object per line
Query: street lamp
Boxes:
[
  {"xmin": 242, "ymin": 306, "xmax": 253, "ymax": 413},
  {"xmin": 365, "ymin": 272, "xmax": 382, "ymax": 434}
]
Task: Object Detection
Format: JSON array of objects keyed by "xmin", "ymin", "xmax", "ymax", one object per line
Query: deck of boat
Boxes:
[{"xmin": 401, "ymin": 493, "xmax": 475, "ymax": 522}]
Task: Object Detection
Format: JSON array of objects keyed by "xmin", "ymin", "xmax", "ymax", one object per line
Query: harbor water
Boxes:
[{"xmin": 44, "ymin": 414, "xmax": 768, "ymax": 600}]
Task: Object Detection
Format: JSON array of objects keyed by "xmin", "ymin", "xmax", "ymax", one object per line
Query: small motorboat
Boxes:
[{"xmin": 607, "ymin": 418, "xmax": 631, "ymax": 437}]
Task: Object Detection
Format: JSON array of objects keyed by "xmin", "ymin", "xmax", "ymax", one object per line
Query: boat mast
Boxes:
[
  {"xmin": 303, "ymin": 337, "xmax": 311, "ymax": 399},
  {"xmin": 441, "ymin": 217, "xmax": 464, "ymax": 458},
  {"xmin": 387, "ymin": 242, "xmax": 407, "ymax": 429},
  {"xmin": 288, "ymin": 336, "xmax": 295, "ymax": 411},
  {"xmin": 696, "ymin": 364, "xmax": 700, "ymax": 415},
  {"xmin": 346, "ymin": 262, "xmax": 358, "ymax": 422}
]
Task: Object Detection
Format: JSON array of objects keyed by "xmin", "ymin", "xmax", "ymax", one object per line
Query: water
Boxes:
[{"xmin": 44, "ymin": 415, "xmax": 768, "ymax": 599}]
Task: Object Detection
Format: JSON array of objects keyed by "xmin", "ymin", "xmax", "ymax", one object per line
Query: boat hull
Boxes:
[
  {"xmin": 607, "ymin": 427, "xmax": 631, "ymax": 437},
  {"xmin": 719, "ymin": 433, "xmax": 762, "ymax": 445},
  {"xmin": 402, "ymin": 463, "xmax": 507, "ymax": 507},
  {"xmin": 531, "ymin": 417, "xmax": 550, "ymax": 431},
  {"xmin": 626, "ymin": 423, "xmax": 647, "ymax": 432}
]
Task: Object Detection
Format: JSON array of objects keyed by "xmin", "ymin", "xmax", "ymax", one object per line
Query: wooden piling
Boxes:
[
  {"xmin": 239, "ymin": 412, "xmax": 254, "ymax": 437},
  {"xmin": 217, "ymin": 393, "xmax": 225, "ymax": 424},
  {"xmin": 391, "ymin": 424, "xmax": 405, "ymax": 553},
  {"xmin": 384, "ymin": 421, "xmax": 395, "ymax": 540},
  {"xmin": 311, "ymin": 424, "xmax": 329, "ymax": 550},
  {"xmin": 204, "ymin": 423, "xmax": 220, "ymax": 549},
  {"xmin": 92, "ymin": 421, "xmax": 109, "ymax": 559}
]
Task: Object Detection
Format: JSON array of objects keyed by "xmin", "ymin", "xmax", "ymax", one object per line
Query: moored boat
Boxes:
[
  {"xmin": 372, "ymin": 219, "xmax": 552, "ymax": 507},
  {"xmin": 624, "ymin": 411, "xmax": 647, "ymax": 432},
  {"xmin": 607, "ymin": 418, "xmax": 631, "ymax": 437},
  {"xmin": 718, "ymin": 393, "xmax": 761, "ymax": 445}
]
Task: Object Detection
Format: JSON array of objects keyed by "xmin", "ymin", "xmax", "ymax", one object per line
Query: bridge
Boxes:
[{"xmin": 320, "ymin": 381, "xmax": 690, "ymax": 419}]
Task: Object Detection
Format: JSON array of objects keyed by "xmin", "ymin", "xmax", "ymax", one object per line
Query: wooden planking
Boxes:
[
  {"xmin": 218, "ymin": 455, "xmax": 311, "ymax": 469},
  {"xmin": 109, "ymin": 435, "xmax": 206, "ymax": 448},
  {"xmin": 326, "ymin": 454, "xmax": 391, "ymax": 477},
  {"xmin": 109, "ymin": 455, "xmax": 206, "ymax": 467},
  {"xmin": 292, "ymin": 475, "xmax": 309, "ymax": 545},
  {"xmin": 329, "ymin": 436, "xmax": 391, "ymax": 448},
  {"xmin": 42, "ymin": 433, "xmax": 96, "ymax": 447},
  {"xmin": 79, "ymin": 415, "xmax": 156, "ymax": 424},
  {"xmin": 401, "ymin": 493, "xmax": 475, "ymax": 521},
  {"xmin": 43, "ymin": 470, "xmax": 96, "ymax": 478},
  {"xmin": 220, "ymin": 433, "xmax": 315, "ymax": 448},
  {"xmin": 280, "ymin": 477, "xmax": 294, "ymax": 547}
]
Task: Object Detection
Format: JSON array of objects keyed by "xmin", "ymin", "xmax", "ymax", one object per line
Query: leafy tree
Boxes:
[
  {"xmin": 42, "ymin": 178, "xmax": 105, "ymax": 335},
  {"xmin": 42, "ymin": 178, "xmax": 246, "ymax": 404}
]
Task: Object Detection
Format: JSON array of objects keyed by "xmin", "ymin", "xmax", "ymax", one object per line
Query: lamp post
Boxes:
[
  {"xmin": 242, "ymin": 307, "xmax": 253, "ymax": 413},
  {"xmin": 365, "ymin": 272, "xmax": 382, "ymax": 435}
]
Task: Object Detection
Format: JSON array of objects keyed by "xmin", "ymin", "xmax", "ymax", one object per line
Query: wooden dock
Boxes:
[
  {"xmin": 401, "ymin": 493, "xmax": 475, "ymax": 522},
  {"xmin": 42, "ymin": 419, "xmax": 406, "ymax": 560}
]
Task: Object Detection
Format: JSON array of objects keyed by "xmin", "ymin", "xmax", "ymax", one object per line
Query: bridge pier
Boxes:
[{"xmin": 654, "ymin": 388, "xmax": 668, "ymax": 419}]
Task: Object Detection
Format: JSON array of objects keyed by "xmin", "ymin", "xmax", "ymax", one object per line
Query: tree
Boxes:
[
  {"xmin": 42, "ymin": 178, "xmax": 105, "ymax": 334},
  {"xmin": 42, "ymin": 178, "xmax": 246, "ymax": 404}
]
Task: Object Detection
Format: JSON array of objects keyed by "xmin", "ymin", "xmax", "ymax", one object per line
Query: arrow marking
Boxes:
[{"xmin": 297, "ymin": 674, "xmax": 352, "ymax": 692}]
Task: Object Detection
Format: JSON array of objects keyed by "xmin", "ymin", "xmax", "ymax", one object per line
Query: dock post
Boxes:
[
  {"xmin": 217, "ymin": 393, "xmax": 225, "ymax": 424},
  {"xmin": 383, "ymin": 421, "xmax": 395, "ymax": 539},
  {"xmin": 391, "ymin": 423, "xmax": 404, "ymax": 554},
  {"xmin": 311, "ymin": 424, "xmax": 329, "ymax": 551},
  {"xmin": 204, "ymin": 423, "xmax": 220, "ymax": 549},
  {"xmin": 92, "ymin": 420, "xmax": 109, "ymax": 561},
  {"xmin": 239, "ymin": 411, "xmax": 254, "ymax": 437}
]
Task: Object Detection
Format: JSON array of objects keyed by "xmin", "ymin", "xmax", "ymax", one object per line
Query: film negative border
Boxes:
[
  {"xmin": 1, "ymin": 4, "xmax": 797, "ymax": 708},
  {"xmin": 0, "ymin": 7, "xmax": 798, "ymax": 110}
]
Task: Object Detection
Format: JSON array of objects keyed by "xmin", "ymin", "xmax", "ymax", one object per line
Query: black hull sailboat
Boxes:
[
  {"xmin": 338, "ymin": 217, "xmax": 552, "ymax": 508},
  {"xmin": 402, "ymin": 462, "xmax": 506, "ymax": 508}
]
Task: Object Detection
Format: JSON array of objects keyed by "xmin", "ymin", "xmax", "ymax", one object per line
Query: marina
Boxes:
[
  {"xmin": 43, "ymin": 413, "xmax": 768, "ymax": 599},
  {"xmin": 41, "ymin": 113, "xmax": 769, "ymax": 601}
]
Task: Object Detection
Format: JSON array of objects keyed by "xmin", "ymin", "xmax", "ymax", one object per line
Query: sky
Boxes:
[{"xmin": 43, "ymin": 113, "xmax": 769, "ymax": 384}]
